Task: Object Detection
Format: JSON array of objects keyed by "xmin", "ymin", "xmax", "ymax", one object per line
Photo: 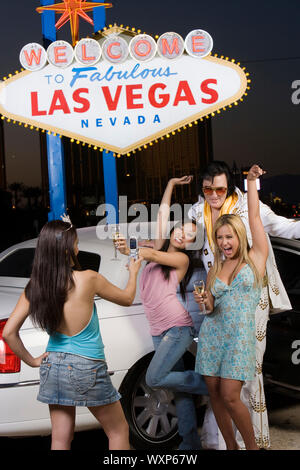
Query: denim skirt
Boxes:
[{"xmin": 37, "ymin": 352, "xmax": 121, "ymax": 407}]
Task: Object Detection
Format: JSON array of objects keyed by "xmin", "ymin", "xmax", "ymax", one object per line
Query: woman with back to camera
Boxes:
[
  {"xmin": 117, "ymin": 176, "xmax": 207, "ymax": 450},
  {"xmin": 194, "ymin": 165, "xmax": 268, "ymax": 450},
  {"xmin": 3, "ymin": 219, "xmax": 142, "ymax": 450}
]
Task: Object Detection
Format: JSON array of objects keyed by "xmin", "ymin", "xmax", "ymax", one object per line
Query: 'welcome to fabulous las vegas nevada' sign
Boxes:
[{"xmin": 0, "ymin": 26, "xmax": 249, "ymax": 155}]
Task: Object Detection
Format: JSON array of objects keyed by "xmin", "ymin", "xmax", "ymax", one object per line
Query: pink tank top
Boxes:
[{"xmin": 139, "ymin": 262, "xmax": 193, "ymax": 336}]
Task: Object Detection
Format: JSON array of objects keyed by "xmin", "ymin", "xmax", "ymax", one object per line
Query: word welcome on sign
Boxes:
[{"xmin": 20, "ymin": 30, "xmax": 213, "ymax": 71}]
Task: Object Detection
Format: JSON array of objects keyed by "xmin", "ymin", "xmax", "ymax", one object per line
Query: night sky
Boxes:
[{"xmin": 0, "ymin": 0, "xmax": 300, "ymax": 187}]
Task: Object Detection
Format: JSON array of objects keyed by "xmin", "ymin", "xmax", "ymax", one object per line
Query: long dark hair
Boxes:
[
  {"xmin": 25, "ymin": 220, "xmax": 81, "ymax": 335},
  {"xmin": 158, "ymin": 224, "xmax": 199, "ymax": 301}
]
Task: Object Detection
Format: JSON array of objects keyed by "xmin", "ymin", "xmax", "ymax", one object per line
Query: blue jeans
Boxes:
[{"xmin": 146, "ymin": 326, "xmax": 208, "ymax": 450}]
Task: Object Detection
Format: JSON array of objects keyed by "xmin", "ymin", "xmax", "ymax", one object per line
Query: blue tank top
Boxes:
[{"xmin": 46, "ymin": 304, "xmax": 105, "ymax": 360}]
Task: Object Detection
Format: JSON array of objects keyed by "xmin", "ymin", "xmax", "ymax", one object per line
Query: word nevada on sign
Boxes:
[{"xmin": 0, "ymin": 26, "xmax": 248, "ymax": 155}]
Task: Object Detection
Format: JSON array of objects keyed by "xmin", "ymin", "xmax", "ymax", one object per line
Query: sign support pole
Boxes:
[
  {"xmin": 93, "ymin": 3, "xmax": 119, "ymax": 225},
  {"xmin": 40, "ymin": 0, "xmax": 67, "ymax": 221}
]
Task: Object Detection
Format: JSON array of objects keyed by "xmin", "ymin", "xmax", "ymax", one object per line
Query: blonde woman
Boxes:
[{"xmin": 194, "ymin": 165, "xmax": 268, "ymax": 450}]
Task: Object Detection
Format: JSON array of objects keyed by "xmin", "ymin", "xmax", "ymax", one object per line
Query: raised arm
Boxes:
[
  {"xmin": 92, "ymin": 257, "xmax": 143, "ymax": 306},
  {"xmin": 247, "ymin": 165, "xmax": 269, "ymax": 275},
  {"xmin": 154, "ymin": 176, "xmax": 193, "ymax": 250}
]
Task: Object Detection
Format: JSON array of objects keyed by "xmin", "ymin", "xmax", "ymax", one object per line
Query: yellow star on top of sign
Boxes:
[{"xmin": 36, "ymin": 1, "xmax": 113, "ymax": 45}]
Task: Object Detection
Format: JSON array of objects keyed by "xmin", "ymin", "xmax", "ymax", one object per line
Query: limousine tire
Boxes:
[{"xmin": 120, "ymin": 353, "xmax": 180, "ymax": 450}]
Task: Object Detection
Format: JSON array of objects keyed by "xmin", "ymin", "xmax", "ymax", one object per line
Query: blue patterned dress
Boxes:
[{"xmin": 196, "ymin": 264, "xmax": 261, "ymax": 381}]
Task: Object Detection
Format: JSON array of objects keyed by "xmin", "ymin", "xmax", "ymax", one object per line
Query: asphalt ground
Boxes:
[
  {"xmin": 0, "ymin": 389, "xmax": 299, "ymax": 451},
  {"xmin": 267, "ymin": 387, "xmax": 300, "ymax": 450}
]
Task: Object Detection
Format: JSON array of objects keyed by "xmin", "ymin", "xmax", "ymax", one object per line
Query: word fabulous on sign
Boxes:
[
  {"xmin": 0, "ymin": 26, "xmax": 248, "ymax": 155},
  {"xmin": 19, "ymin": 30, "xmax": 213, "ymax": 70}
]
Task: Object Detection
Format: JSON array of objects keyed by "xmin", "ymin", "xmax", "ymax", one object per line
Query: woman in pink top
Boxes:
[{"xmin": 117, "ymin": 177, "xmax": 207, "ymax": 450}]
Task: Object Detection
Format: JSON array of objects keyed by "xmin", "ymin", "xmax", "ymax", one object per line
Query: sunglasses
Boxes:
[{"xmin": 202, "ymin": 186, "xmax": 227, "ymax": 196}]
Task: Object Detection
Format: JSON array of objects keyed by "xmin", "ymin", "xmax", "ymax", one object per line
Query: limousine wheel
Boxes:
[{"xmin": 120, "ymin": 353, "xmax": 180, "ymax": 450}]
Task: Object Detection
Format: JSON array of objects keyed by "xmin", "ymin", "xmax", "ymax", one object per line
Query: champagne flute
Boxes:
[
  {"xmin": 193, "ymin": 280, "xmax": 205, "ymax": 295},
  {"xmin": 111, "ymin": 224, "xmax": 120, "ymax": 261},
  {"xmin": 193, "ymin": 280, "xmax": 206, "ymax": 314}
]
